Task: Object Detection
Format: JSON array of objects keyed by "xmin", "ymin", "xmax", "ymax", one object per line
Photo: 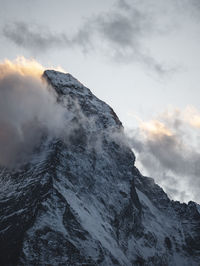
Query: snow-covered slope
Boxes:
[{"xmin": 0, "ymin": 70, "xmax": 200, "ymax": 266}]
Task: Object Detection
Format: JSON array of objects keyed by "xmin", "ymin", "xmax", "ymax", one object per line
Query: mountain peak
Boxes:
[
  {"xmin": 43, "ymin": 70, "xmax": 88, "ymax": 96},
  {"xmin": 0, "ymin": 69, "xmax": 200, "ymax": 265},
  {"xmin": 44, "ymin": 69, "xmax": 122, "ymax": 129}
]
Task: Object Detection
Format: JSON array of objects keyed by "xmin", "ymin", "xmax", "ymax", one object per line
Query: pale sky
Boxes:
[{"xmin": 1, "ymin": 0, "xmax": 200, "ymax": 203}]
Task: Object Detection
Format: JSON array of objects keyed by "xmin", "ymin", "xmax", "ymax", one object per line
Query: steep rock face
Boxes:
[
  {"xmin": 134, "ymin": 169, "xmax": 200, "ymax": 265},
  {"xmin": 0, "ymin": 70, "xmax": 199, "ymax": 266}
]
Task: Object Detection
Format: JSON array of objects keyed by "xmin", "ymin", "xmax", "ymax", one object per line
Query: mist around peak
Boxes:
[{"xmin": 0, "ymin": 57, "xmax": 67, "ymax": 167}]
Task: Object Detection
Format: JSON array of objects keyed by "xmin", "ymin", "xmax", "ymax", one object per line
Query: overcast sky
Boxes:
[{"xmin": 1, "ymin": 0, "xmax": 200, "ymax": 204}]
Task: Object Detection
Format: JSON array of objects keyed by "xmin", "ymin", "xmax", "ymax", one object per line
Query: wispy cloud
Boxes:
[
  {"xmin": 3, "ymin": 22, "xmax": 68, "ymax": 52},
  {"xmin": 127, "ymin": 107, "xmax": 200, "ymax": 204},
  {"xmin": 3, "ymin": 21, "xmax": 92, "ymax": 54},
  {"xmin": 4, "ymin": 0, "xmax": 198, "ymax": 73},
  {"xmin": 2, "ymin": 0, "xmax": 176, "ymax": 74},
  {"xmin": 92, "ymin": 7, "xmax": 171, "ymax": 74}
]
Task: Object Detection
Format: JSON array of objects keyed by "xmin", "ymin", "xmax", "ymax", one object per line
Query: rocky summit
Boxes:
[{"xmin": 0, "ymin": 70, "xmax": 200, "ymax": 266}]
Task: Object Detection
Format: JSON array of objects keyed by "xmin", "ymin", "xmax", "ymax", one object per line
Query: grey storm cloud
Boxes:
[
  {"xmin": 126, "ymin": 112, "xmax": 200, "ymax": 204},
  {"xmin": 2, "ymin": 0, "xmax": 171, "ymax": 74}
]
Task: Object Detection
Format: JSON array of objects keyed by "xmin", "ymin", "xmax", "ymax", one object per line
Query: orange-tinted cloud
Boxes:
[
  {"xmin": 0, "ymin": 56, "xmax": 44, "ymax": 80},
  {"xmin": 183, "ymin": 106, "xmax": 200, "ymax": 128},
  {"xmin": 139, "ymin": 119, "xmax": 173, "ymax": 139},
  {"xmin": 127, "ymin": 107, "xmax": 200, "ymax": 204},
  {"xmin": 0, "ymin": 57, "xmax": 66, "ymax": 167}
]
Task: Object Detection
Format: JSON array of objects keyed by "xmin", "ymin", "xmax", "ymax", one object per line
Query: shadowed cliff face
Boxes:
[{"xmin": 0, "ymin": 70, "xmax": 200, "ymax": 266}]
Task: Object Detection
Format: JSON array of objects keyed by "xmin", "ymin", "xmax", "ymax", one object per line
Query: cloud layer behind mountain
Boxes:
[{"xmin": 127, "ymin": 107, "xmax": 200, "ymax": 204}]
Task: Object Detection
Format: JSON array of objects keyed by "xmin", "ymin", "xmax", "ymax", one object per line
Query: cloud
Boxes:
[
  {"xmin": 116, "ymin": 0, "xmax": 131, "ymax": 10},
  {"xmin": 174, "ymin": 0, "xmax": 200, "ymax": 15},
  {"xmin": 3, "ymin": 21, "xmax": 92, "ymax": 55},
  {"xmin": 3, "ymin": 0, "xmax": 200, "ymax": 74},
  {"xmin": 3, "ymin": 22, "xmax": 71, "ymax": 53},
  {"xmin": 183, "ymin": 106, "xmax": 200, "ymax": 128},
  {"xmin": 93, "ymin": 9, "xmax": 168, "ymax": 74},
  {"xmin": 127, "ymin": 107, "xmax": 200, "ymax": 204},
  {"xmin": 2, "ymin": 1, "xmax": 173, "ymax": 74},
  {"xmin": 0, "ymin": 56, "xmax": 44, "ymax": 79},
  {"xmin": 0, "ymin": 57, "xmax": 67, "ymax": 167}
]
